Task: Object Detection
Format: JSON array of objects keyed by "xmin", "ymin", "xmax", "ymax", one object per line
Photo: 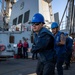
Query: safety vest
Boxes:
[
  {"xmin": 23, "ymin": 42, "xmax": 28, "ymax": 48},
  {"xmin": 54, "ymin": 31, "xmax": 66, "ymax": 55},
  {"xmin": 17, "ymin": 43, "xmax": 22, "ymax": 48}
]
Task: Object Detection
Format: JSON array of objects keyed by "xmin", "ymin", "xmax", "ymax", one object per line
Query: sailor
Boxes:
[
  {"xmin": 51, "ymin": 22, "xmax": 66, "ymax": 75},
  {"xmin": 64, "ymin": 32, "xmax": 73, "ymax": 70},
  {"xmin": 31, "ymin": 13, "xmax": 56, "ymax": 75},
  {"xmin": 17, "ymin": 40, "xmax": 23, "ymax": 58}
]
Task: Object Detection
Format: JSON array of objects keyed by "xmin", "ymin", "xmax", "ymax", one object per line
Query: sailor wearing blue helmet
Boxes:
[
  {"xmin": 31, "ymin": 13, "xmax": 56, "ymax": 75},
  {"xmin": 51, "ymin": 22, "xmax": 66, "ymax": 75}
]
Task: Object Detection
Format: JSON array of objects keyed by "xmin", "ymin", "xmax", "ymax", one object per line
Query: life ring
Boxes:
[{"xmin": 0, "ymin": 45, "xmax": 6, "ymax": 51}]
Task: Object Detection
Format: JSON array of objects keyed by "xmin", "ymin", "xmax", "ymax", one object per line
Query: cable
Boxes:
[
  {"xmin": 69, "ymin": 0, "xmax": 74, "ymax": 34},
  {"xmin": 59, "ymin": 0, "xmax": 70, "ymax": 26}
]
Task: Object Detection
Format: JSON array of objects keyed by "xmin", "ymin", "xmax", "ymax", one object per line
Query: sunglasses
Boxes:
[{"xmin": 32, "ymin": 23, "xmax": 41, "ymax": 26}]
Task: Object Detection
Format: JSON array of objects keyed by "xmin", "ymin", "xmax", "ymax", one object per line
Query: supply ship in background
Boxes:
[
  {"xmin": 0, "ymin": 0, "xmax": 75, "ymax": 59},
  {"xmin": 0, "ymin": 0, "xmax": 54, "ymax": 57}
]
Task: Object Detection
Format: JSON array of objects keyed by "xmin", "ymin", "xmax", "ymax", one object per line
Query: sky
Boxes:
[
  {"xmin": 0, "ymin": 0, "xmax": 67, "ymax": 21},
  {"xmin": 52, "ymin": 0, "xmax": 67, "ymax": 21}
]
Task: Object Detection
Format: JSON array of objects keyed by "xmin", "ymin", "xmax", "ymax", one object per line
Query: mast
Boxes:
[{"xmin": 1, "ymin": 0, "xmax": 16, "ymax": 30}]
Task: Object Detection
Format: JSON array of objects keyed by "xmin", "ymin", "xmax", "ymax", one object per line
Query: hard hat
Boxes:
[
  {"xmin": 51, "ymin": 22, "xmax": 59, "ymax": 29},
  {"xmin": 31, "ymin": 13, "xmax": 45, "ymax": 24},
  {"xmin": 64, "ymin": 32, "xmax": 68, "ymax": 35}
]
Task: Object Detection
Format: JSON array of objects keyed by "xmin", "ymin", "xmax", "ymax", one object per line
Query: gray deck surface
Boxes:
[{"xmin": 0, "ymin": 58, "xmax": 75, "ymax": 75}]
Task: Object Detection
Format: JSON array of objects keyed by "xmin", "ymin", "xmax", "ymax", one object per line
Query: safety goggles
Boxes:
[{"xmin": 32, "ymin": 23, "xmax": 41, "ymax": 26}]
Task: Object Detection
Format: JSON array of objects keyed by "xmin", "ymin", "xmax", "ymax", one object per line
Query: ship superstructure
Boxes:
[{"xmin": 0, "ymin": 0, "xmax": 54, "ymax": 57}]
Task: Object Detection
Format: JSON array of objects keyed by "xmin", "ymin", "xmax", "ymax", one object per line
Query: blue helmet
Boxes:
[
  {"xmin": 51, "ymin": 22, "xmax": 59, "ymax": 29},
  {"xmin": 64, "ymin": 32, "xmax": 68, "ymax": 35},
  {"xmin": 31, "ymin": 13, "xmax": 45, "ymax": 24}
]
